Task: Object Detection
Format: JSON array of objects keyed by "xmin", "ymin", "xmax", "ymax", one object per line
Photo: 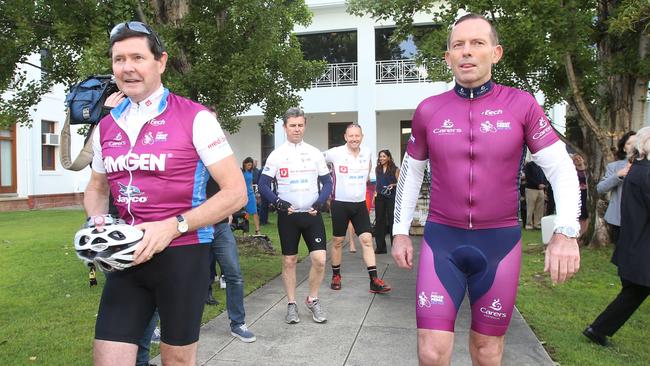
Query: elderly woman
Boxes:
[
  {"xmin": 596, "ymin": 131, "xmax": 636, "ymax": 244},
  {"xmin": 583, "ymin": 127, "xmax": 650, "ymax": 346}
]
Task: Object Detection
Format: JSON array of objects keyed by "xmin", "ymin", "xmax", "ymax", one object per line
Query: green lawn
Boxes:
[
  {"xmin": 517, "ymin": 230, "xmax": 650, "ymax": 366},
  {"xmin": 1, "ymin": 211, "xmax": 648, "ymax": 365},
  {"xmin": 0, "ymin": 209, "xmax": 331, "ymax": 366}
]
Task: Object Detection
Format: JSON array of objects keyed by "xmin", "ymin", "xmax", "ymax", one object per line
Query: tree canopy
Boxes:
[{"xmin": 0, "ymin": 0, "xmax": 325, "ymax": 132}]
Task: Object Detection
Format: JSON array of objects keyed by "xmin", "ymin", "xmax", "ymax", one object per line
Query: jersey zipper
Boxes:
[{"xmin": 468, "ymin": 89, "xmax": 474, "ymax": 229}]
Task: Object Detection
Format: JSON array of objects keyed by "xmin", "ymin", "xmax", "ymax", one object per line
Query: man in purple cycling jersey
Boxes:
[
  {"xmin": 392, "ymin": 14, "xmax": 581, "ymax": 366},
  {"xmin": 84, "ymin": 22, "xmax": 246, "ymax": 365}
]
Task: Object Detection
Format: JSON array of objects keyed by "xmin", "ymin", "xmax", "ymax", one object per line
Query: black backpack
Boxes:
[{"xmin": 64, "ymin": 75, "xmax": 118, "ymax": 125}]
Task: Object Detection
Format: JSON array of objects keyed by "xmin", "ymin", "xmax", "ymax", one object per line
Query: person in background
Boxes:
[
  {"xmin": 242, "ymin": 157, "xmax": 261, "ymax": 235},
  {"xmin": 573, "ymin": 153, "xmax": 589, "ymax": 237},
  {"xmin": 583, "ymin": 127, "xmax": 650, "ymax": 346},
  {"xmin": 523, "ymin": 160, "xmax": 547, "ymax": 230},
  {"xmin": 596, "ymin": 131, "xmax": 636, "ymax": 244},
  {"xmin": 374, "ymin": 149, "xmax": 399, "ymax": 254}
]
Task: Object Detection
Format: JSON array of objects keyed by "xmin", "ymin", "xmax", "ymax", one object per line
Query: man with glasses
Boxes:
[{"xmin": 83, "ymin": 21, "xmax": 247, "ymax": 365}]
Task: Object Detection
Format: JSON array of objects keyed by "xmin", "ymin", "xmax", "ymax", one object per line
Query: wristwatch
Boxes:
[
  {"xmin": 176, "ymin": 215, "xmax": 189, "ymax": 234},
  {"xmin": 554, "ymin": 226, "xmax": 579, "ymax": 238}
]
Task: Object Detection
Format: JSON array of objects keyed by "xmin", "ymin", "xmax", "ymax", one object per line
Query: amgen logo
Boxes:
[{"xmin": 104, "ymin": 153, "xmax": 167, "ymax": 173}]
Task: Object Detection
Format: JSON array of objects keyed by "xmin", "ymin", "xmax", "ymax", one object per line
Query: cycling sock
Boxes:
[
  {"xmin": 332, "ymin": 264, "xmax": 341, "ymax": 276},
  {"xmin": 367, "ymin": 266, "xmax": 377, "ymax": 280}
]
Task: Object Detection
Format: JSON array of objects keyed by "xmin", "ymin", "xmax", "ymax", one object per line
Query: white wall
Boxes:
[{"xmin": 224, "ymin": 116, "xmax": 264, "ymax": 165}]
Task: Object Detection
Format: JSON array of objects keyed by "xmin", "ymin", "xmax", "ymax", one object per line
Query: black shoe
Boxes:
[
  {"xmin": 374, "ymin": 249, "xmax": 387, "ymax": 254},
  {"xmin": 583, "ymin": 326, "xmax": 610, "ymax": 346},
  {"xmin": 206, "ymin": 292, "xmax": 219, "ymax": 306}
]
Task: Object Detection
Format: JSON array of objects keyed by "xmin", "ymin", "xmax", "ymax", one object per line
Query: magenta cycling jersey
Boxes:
[{"xmin": 407, "ymin": 81, "xmax": 559, "ymax": 229}]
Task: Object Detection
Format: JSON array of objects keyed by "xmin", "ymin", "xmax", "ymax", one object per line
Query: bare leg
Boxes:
[
  {"xmin": 347, "ymin": 222, "xmax": 357, "ymax": 252},
  {"xmin": 253, "ymin": 213, "xmax": 260, "ymax": 234},
  {"xmin": 330, "ymin": 236, "xmax": 345, "ymax": 266},
  {"xmin": 308, "ymin": 250, "xmax": 326, "ymax": 298},
  {"xmin": 359, "ymin": 232, "xmax": 376, "ymax": 267},
  {"xmin": 468, "ymin": 330, "xmax": 505, "ymax": 366},
  {"xmin": 93, "ymin": 340, "xmax": 137, "ymax": 366},
  {"xmin": 282, "ymin": 255, "xmax": 298, "ymax": 302},
  {"xmin": 160, "ymin": 342, "xmax": 199, "ymax": 366},
  {"xmin": 417, "ymin": 329, "xmax": 454, "ymax": 366}
]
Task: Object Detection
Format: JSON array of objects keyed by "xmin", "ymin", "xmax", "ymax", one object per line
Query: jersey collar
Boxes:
[{"xmin": 454, "ymin": 80, "xmax": 494, "ymax": 99}]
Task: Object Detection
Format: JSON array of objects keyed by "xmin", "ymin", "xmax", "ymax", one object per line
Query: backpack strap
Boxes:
[{"xmin": 60, "ymin": 109, "xmax": 95, "ymax": 171}]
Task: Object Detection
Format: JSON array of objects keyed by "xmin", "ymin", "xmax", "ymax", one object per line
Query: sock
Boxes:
[
  {"xmin": 332, "ymin": 264, "xmax": 341, "ymax": 276},
  {"xmin": 368, "ymin": 266, "xmax": 378, "ymax": 280}
]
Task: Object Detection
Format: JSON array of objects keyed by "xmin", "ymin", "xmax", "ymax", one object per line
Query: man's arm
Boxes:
[
  {"xmin": 84, "ymin": 170, "xmax": 110, "ymax": 217},
  {"xmin": 532, "ymin": 141, "xmax": 581, "ymax": 284},
  {"xmin": 596, "ymin": 161, "xmax": 626, "ymax": 194},
  {"xmin": 133, "ymin": 155, "xmax": 247, "ymax": 264},
  {"xmin": 392, "ymin": 153, "xmax": 428, "ymax": 270}
]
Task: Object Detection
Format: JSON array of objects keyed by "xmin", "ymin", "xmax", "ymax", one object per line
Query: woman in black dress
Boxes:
[{"xmin": 374, "ymin": 150, "xmax": 399, "ymax": 254}]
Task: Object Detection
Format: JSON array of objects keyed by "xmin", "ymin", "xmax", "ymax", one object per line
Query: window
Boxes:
[
  {"xmin": 328, "ymin": 122, "xmax": 351, "ymax": 149},
  {"xmin": 375, "ymin": 25, "xmax": 438, "ymax": 61},
  {"xmin": 41, "ymin": 120, "xmax": 56, "ymax": 171},
  {"xmin": 0, "ymin": 127, "xmax": 17, "ymax": 193},
  {"xmin": 400, "ymin": 120, "xmax": 412, "ymax": 160},
  {"xmin": 297, "ymin": 31, "xmax": 357, "ymax": 63},
  {"xmin": 260, "ymin": 131, "xmax": 274, "ymax": 166}
]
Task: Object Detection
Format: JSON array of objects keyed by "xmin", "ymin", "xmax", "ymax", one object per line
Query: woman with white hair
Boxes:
[{"xmin": 584, "ymin": 126, "xmax": 650, "ymax": 346}]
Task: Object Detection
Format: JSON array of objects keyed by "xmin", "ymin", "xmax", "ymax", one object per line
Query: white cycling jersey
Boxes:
[
  {"xmin": 262, "ymin": 141, "xmax": 330, "ymax": 212},
  {"xmin": 323, "ymin": 145, "xmax": 372, "ymax": 203}
]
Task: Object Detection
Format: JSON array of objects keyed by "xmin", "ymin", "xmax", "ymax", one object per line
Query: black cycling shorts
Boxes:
[
  {"xmin": 277, "ymin": 211, "xmax": 327, "ymax": 255},
  {"xmin": 330, "ymin": 200, "xmax": 371, "ymax": 237},
  {"xmin": 95, "ymin": 244, "xmax": 210, "ymax": 346}
]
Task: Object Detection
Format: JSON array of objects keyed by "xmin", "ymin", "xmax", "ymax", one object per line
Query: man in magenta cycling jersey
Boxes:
[
  {"xmin": 393, "ymin": 14, "xmax": 581, "ymax": 366},
  {"xmin": 84, "ymin": 22, "xmax": 246, "ymax": 365}
]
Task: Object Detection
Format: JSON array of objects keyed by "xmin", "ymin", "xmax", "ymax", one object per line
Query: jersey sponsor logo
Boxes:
[
  {"xmin": 496, "ymin": 120, "xmax": 511, "ymax": 130},
  {"xmin": 409, "ymin": 135, "xmax": 416, "ymax": 144},
  {"xmin": 339, "ymin": 165, "xmax": 348, "ymax": 173},
  {"xmin": 279, "ymin": 168, "xmax": 289, "ymax": 178},
  {"xmin": 207, "ymin": 136, "xmax": 228, "ymax": 150},
  {"xmin": 263, "ymin": 166, "xmax": 271, "ymax": 172},
  {"xmin": 433, "ymin": 119, "xmax": 462, "ymax": 135},
  {"xmin": 480, "ymin": 121, "xmax": 497, "ymax": 133},
  {"xmin": 538, "ymin": 117, "xmax": 548, "ymax": 128},
  {"xmin": 481, "ymin": 109, "xmax": 503, "ymax": 116},
  {"xmin": 533, "ymin": 125, "xmax": 553, "ymax": 140},
  {"xmin": 418, "ymin": 291, "xmax": 445, "ymax": 308},
  {"xmin": 143, "ymin": 131, "xmax": 155, "ymax": 145},
  {"xmin": 149, "ymin": 118, "xmax": 166, "ymax": 126},
  {"xmin": 155, "ymin": 131, "xmax": 168, "ymax": 142},
  {"xmin": 116, "ymin": 182, "xmax": 148, "ymax": 203},
  {"xmin": 108, "ymin": 132, "xmax": 126, "ymax": 147},
  {"xmin": 104, "ymin": 153, "xmax": 167, "ymax": 173},
  {"xmin": 480, "ymin": 298, "xmax": 507, "ymax": 319},
  {"xmin": 145, "ymin": 99, "xmax": 152, "ymax": 107}
]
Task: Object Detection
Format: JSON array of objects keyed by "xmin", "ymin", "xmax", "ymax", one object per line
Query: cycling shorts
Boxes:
[
  {"xmin": 277, "ymin": 211, "xmax": 327, "ymax": 255},
  {"xmin": 95, "ymin": 244, "xmax": 210, "ymax": 346},
  {"xmin": 416, "ymin": 222, "xmax": 522, "ymax": 336},
  {"xmin": 330, "ymin": 200, "xmax": 371, "ymax": 237}
]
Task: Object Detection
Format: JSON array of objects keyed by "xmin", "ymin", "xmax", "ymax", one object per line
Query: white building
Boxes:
[{"xmin": 0, "ymin": 0, "xmax": 572, "ymax": 211}]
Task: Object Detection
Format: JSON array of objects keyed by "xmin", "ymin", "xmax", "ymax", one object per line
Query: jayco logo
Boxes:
[
  {"xmin": 104, "ymin": 153, "xmax": 167, "ymax": 173},
  {"xmin": 116, "ymin": 182, "xmax": 148, "ymax": 203}
]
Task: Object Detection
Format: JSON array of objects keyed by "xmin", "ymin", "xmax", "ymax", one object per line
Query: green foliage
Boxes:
[
  {"xmin": 0, "ymin": 209, "xmax": 331, "ymax": 365},
  {"xmin": 518, "ymin": 230, "xmax": 650, "ymax": 365},
  {"xmin": 0, "ymin": 0, "xmax": 325, "ymax": 132},
  {"xmin": 347, "ymin": 0, "xmax": 648, "ymax": 115}
]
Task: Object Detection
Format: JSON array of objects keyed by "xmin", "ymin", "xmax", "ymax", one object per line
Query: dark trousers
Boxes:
[
  {"xmin": 609, "ymin": 224, "xmax": 620, "ymax": 245},
  {"xmin": 259, "ymin": 196, "xmax": 269, "ymax": 225},
  {"xmin": 374, "ymin": 195, "xmax": 395, "ymax": 252},
  {"xmin": 591, "ymin": 278, "xmax": 650, "ymax": 336}
]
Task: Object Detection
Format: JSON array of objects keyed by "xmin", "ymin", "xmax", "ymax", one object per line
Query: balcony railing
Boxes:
[
  {"xmin": 376, "ymin": 59, "xmax": 429, "ymax": 84},
  {"xmin": 311, "ymin": 62, "xmax": 358, "ymax": 88}
]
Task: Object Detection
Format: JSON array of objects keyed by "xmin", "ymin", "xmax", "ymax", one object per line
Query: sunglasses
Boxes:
[{"xmin": 110, "ymin": 21, "xmax": 163, "ymax": 49}]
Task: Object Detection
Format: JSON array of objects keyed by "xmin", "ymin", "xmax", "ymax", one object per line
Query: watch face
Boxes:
[{"xmin": 177, "ymin": 216, "xmax": 189, "ymax": 233}]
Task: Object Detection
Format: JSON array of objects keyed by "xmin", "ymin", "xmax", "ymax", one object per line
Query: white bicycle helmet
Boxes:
[{"xmin": 74, "ymin": 221, "xmax": 143, "ymax": 272}]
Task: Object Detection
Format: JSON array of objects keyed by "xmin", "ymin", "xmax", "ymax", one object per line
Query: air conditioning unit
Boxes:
[{"xmin": 42, "ymin": 133, "xmax": 60, "ymax": 146}]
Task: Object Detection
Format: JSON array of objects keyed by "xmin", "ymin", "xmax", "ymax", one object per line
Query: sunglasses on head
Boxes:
[{"xmin": 110, "ymin": 21, "xmax": 163, "ymax": 49}]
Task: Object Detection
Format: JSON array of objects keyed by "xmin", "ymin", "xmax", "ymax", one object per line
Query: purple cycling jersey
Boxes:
[
  {"xmin": 407, "ymin": 81, "xmax": 559, "ymax": 229},
  {"xmin": 98, "ymin": 91, "xmax": 214, "ymax": 247}
]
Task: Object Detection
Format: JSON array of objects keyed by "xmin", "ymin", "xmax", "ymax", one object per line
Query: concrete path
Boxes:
[{"xmin": 154, "ymin": 237, "xmax": 554, "ymax": 365}]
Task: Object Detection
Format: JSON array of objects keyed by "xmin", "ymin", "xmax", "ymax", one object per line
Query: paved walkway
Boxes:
[{"xmin": 154, "ymin": 237, "xmax": 554, "ymax": 365}]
